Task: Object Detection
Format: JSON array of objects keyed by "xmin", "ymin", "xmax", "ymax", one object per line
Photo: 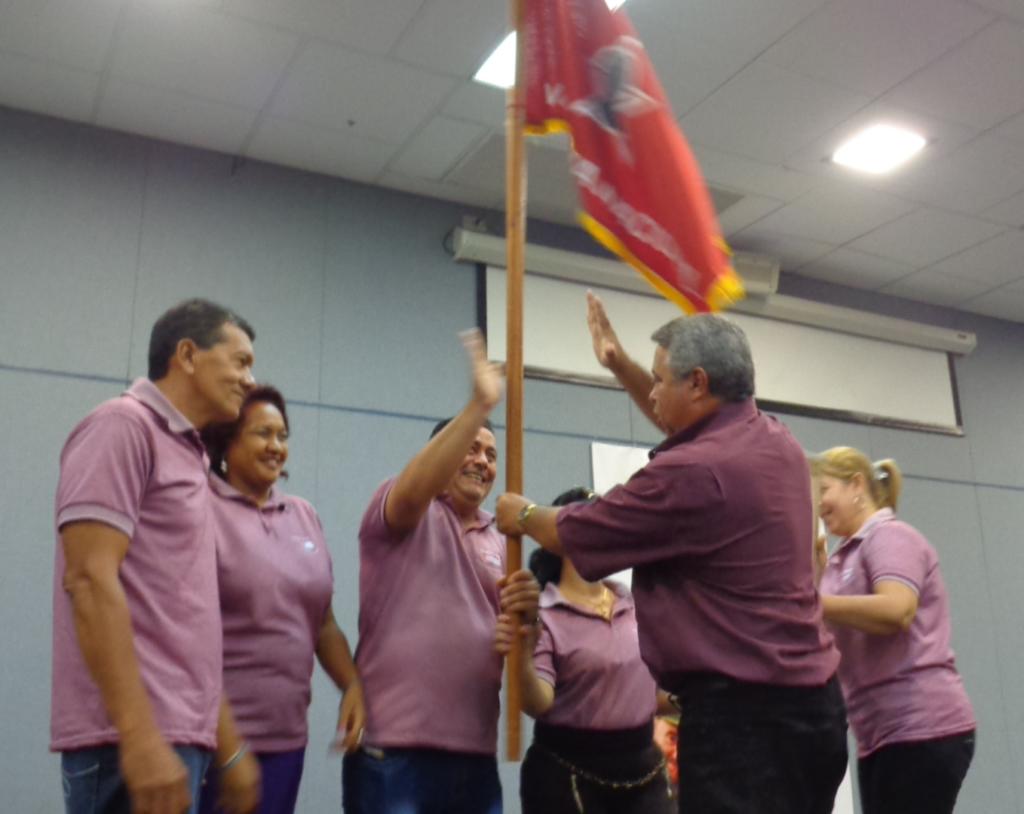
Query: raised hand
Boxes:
[
  {"xmin": 586, "ymin": 291, "xmax": 624, "ymax": 370},
  {"xmin": 460, "ymin": 328, "xmax": 504, "ymax": 412}
]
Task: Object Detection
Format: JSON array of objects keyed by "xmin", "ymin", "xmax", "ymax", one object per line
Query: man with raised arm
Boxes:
[
  {"xmin": 342, "ymin": 329, "xmax": 539, "ymax": 814},
  {"xmin": 495, "ymin": 294, "xmax": 847, "ymax": 814},
  {"xmin": 54, "ymin": 299, "xmax": 261, "ymax": 814}
]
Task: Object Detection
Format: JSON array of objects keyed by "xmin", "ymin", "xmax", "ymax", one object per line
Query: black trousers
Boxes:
[
  {"xmin": 857, "ymin": 730, "xmax": 975, "ymax": 814},
  {"xmin": 520, "ymin": 722, "xmax": 674, "ymax": 814},
  {"xmin": 667, "ymin": 673, "xmax": 848, "ymax": 814}
]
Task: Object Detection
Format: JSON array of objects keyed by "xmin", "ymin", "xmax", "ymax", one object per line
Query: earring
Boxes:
[
  {"xmin": 854, "ymin": 495, "xmax": 863, "ymax": 508},
  {"xmin": 220, "ymin": 459, "xmax": 228, "ymax": 474}
]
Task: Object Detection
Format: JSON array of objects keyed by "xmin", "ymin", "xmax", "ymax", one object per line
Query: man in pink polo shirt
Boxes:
[
  {"xmin": 342, "ymin": 330, "xmax": 540, "ymax": 814},
  {"xmin": 53, "ymin": 299, "xmax": 260, "ymax": 814},
  {"xmin": 497, "ymin": 295, "xmax": 847, "ymax": 814}
]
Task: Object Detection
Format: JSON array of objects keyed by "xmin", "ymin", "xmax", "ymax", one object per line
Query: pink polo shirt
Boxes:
[
  {"xmin": 533, "ymin": 581, "xmax": 657, "ymax": 730},
  {"xmin": 821, "ymin": 509, "xmax": 975, "ymax": 757},
  {"xmin": 51, "ymin": 379, "xmax": 221, "ymax": 751},
  {"xmin": 356, "ymin": 479, "xmax": 506, "ymax": 755},
  {"xmin": 209, "ymin": 477, "xmax": 335, "ymax": 751}
]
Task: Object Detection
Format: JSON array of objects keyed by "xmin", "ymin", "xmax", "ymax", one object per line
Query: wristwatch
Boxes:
[{"xmin": 517, "ymin": 502, "xmax": 538, "ymax": 531}]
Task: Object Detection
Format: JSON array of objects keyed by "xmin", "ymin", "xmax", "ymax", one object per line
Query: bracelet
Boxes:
[
  {"xmin": 219, "ymin": 741, "xmax": 249, "ymax": 771},
  {"xmin": 517, "ymin": 502, "xmax": 538, "ymax": 532}
]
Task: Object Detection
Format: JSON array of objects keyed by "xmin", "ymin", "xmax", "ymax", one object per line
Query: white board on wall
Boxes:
[
  {"xmin": 590, "ymin": 440, "xmax": 856, "ymax": 814},
  {"xmin": 485, "ymin": 266, "xmax": 960, "ymax": 433}
]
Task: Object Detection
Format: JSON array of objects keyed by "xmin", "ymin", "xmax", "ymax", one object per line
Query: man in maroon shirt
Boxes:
[{"xmin": 497, "ymin": 293, "xmax": 847, "ymax": 814}]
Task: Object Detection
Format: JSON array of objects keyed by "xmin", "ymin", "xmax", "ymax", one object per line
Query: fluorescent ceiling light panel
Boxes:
[
  {"xmin": 474, "ymin": 0, "xmax": 629, "ymax": 89},
  {"xmin": 831, "ymin": 124, "xmax": 927, "ymax": 175}
]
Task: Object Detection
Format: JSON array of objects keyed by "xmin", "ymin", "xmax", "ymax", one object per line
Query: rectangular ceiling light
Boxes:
[
  {"xmin": 474, "ymin": 0, "xmax": 628, "ymax": 89},
  {"xmin": 831, "ymin": 124, "xmax": 927, "ymax": 174}
]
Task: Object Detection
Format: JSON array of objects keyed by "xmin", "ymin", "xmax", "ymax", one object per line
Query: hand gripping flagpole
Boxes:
[{"xmin": 504, "ymin": 0, "xmax": 528, "ymax": 763}]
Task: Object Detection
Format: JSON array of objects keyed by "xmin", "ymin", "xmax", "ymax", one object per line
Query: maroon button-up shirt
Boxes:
[{"xmin": 558, "ymin": 399, "xmax": 839, "ymax": 687}]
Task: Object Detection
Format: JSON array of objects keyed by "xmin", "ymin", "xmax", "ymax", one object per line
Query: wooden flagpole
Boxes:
[{"xmin": 504, "ymin": 0, "xmax": 528, "ymax": 762}]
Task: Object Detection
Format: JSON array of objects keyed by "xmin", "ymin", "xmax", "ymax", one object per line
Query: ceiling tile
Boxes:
[
  {"xmin": 847, "ymin": 208, "xmax": 1007, "ymax": 267},
  {"xmin": 680, "ymin": 62, "xmax": 871, "ymax": 164},
  {"xmin": 96, "ymin": 78, "xmax": 257, "ymax": 155},
  {"xmin": 690, "ymin": 144, "xmax": 822, "ymax": 202},
  {"xmin": 744, "ymin": 182, "xmax": 915, "ymax": 244},
  {"xmin": 447, "ymin": 131, "xmax": 578, "ymax": 222},
  {"xmin": 715, "ymin": 194, "xmax": 785, "ymax": 237},
  {"xmin": 926, "ymin": 230, "xmax": 1024, "ymax": 287},
  {"xmin": 110, "ymin": 3, "xmax": 298, "ymax": 109},
  {"xmin": 0, "ymin": 50, "xmax": 100, "ymax": 121},
  {"xmin": 221, "ymin": 0, "xmax": 422, "ymax": 54},
  {"xmin": 389, "ymin": 115, "xmax": 487, "ymax": 181},
  {"xmin": 983, "ymin": 191, "xmax": 1024, "ymax": 227},
  {"xmin": 731, "ymin": 226, "xmax": 835, "ymax": 270},
  {"xmin": 270, "ymin": 40, "xmax": 456, "ymax": 144},
  {"xmin": 245, "ymin": 115, "xmax": 398, "ymax": 182},
  {"xmin": 631, "ymin": 0, "xmax": 831, "ymax": 76},
  {"xmin": 880, "ymin": 268, "xmax": 993, "ymax": 306},
  {"xmin": 959, "ymin": 284, "xmax": 1024, "ymax": 322},
  {"xmin": 880, "ymin": 131, "xmax": 1024, "ymax": 214},
  {"xmin": 391, "ymin": 0, "xmax": 506, "ymax": 77},
  {"xmin": 0, "ymin": 0, "xmax": 124, "ymax": 72},
  {"xmin": 762, "ymin": 0, "xmax": 991, "ymax": 96},
  {"xmin": 377, "ymin": 170, "xmax": 503, "ymax": 211},
  {"xmin": 884, "ymin": 20, "xmax": 1024, "ymax": 129},
  {"xmin": 966, "ymin": 0, "xmax": 1024, "ymax": 23},
  {"xmin": 442, "ymin": 81, "xmax": 505, "ymax": 128},
  {"xmin": 989, "ymin": 110, "xmax": 1024, "ymax": 145},
  {"xmin": 797, "ymin": 248, "xmax": 917, "ymax": 290}
]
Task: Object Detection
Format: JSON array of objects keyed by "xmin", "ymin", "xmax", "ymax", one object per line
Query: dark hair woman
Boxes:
[
  {"xmin": 199, "ymin": 385, "xmax": 364, "ymax": 814},
  {"xmin": 496, "ymin": 487, "xmax": 674, "ymax": 814}
]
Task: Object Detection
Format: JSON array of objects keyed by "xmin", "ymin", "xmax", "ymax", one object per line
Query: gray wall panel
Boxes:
[
  {"xmin": 974, "ymin": 486, "xmax": 1024, "ymax": 808},
  {"xmin": 320, "ymin": 183, "xmax": 479, "ymax": 416},
  {"xmin": 130, "ymin": 146, "xmax": 328, "ymax": 401},
  {"xmin": 0, "ymin": 111, "xmax": 145, "ymax": 376}
]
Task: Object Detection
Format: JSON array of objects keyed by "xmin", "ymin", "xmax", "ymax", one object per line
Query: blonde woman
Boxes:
[{"xmin": 816, "ymin": 447, "xmax": 975, "ymax": 814}]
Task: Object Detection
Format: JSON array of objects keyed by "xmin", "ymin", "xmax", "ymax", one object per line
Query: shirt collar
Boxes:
[
  {"xmin": 125, "ymin": 378, "xmax": 196, "ymax": 436},
  {"xmin": 845, "ymin": 507, "xmax": 895, "ymax": 544},
  {"xmin": 437, "ymin": 492, "xmax": 495, "ymax": 532},
  {"xmin": 208, "ymin": 472, "xmax": 288, "ymax": 511},
  {"xmin": 539, "ymin": 579, "xmax": 634, "ymax": 618},
  {"xmin": 650, "ymin": 398, "xmax": 758, "ymax": 458}
]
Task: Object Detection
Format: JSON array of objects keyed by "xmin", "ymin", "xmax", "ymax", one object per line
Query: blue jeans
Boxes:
[
  {"xmin": 342, "ymin": 747, "xmax": 502, "ymax": 814},
  {"xmin": 61, "ymin": 744, "xmax": 211, "ymax": 814}
]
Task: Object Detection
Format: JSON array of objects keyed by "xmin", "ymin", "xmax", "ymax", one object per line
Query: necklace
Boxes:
[{"xmin": 573, "ymin": 585, "xmax": 614, "ymax": 620}]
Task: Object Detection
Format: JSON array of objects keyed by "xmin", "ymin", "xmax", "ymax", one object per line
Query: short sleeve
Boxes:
[
  {"xmin": 532, "ymin": 619, "xmax": 557, "ymax": 686},
  {"xmin": 557, "ymin": 460, "xmax": 723, "ymax": 580},
  {"xmin": 56, "ymin": 408, "xmax": 153, "ymax": 538},
  {"xmin": 861, "ymin": 523, "xmax": 930, "ymax": 595},
  {"xmin": 358, "ymin": 479, "xmax": 398, "ymax": 544}
]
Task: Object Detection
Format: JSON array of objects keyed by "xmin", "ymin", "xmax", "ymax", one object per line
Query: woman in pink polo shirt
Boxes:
[
  {"xmin": 199, "ymin": 385, "xmax": 365, "ymax": 814},
  {"xmin": 816, "ymin": 446, "xmax": 975, "ymax": 814},
  {"xmin": 496, "ymin": 488, "xmax": 674, "ymax": 814}
]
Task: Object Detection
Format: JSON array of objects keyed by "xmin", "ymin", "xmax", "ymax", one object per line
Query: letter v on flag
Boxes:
[{"xmin": 524, "ymin": 0, "xmax": 744, "ymax": 313}]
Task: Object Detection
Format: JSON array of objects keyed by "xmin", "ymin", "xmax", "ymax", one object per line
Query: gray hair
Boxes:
[{"xmin": 650, "ymin": 315, "xmax": 755, "ymax": 402}]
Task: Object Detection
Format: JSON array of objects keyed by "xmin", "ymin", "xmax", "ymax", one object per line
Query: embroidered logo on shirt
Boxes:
[{"xmin": 482, "ymin": 552, "xmax": 502, "ymax": 568}]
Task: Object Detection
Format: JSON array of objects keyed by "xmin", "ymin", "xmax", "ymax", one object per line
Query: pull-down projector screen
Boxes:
[{"xmin": 484, "ymin": 266, "xmax": 961, "ymax": 434}]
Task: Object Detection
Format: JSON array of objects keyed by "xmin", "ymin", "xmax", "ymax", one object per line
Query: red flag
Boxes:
[{"xmin": 524, "ymin": 0, "xmax": 744, "ymax": 313}]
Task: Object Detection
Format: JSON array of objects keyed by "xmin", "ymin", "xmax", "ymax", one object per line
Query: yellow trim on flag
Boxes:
[{"xmin": 579, "ymin": 213, "xmax": 745, "ymax": 314}]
